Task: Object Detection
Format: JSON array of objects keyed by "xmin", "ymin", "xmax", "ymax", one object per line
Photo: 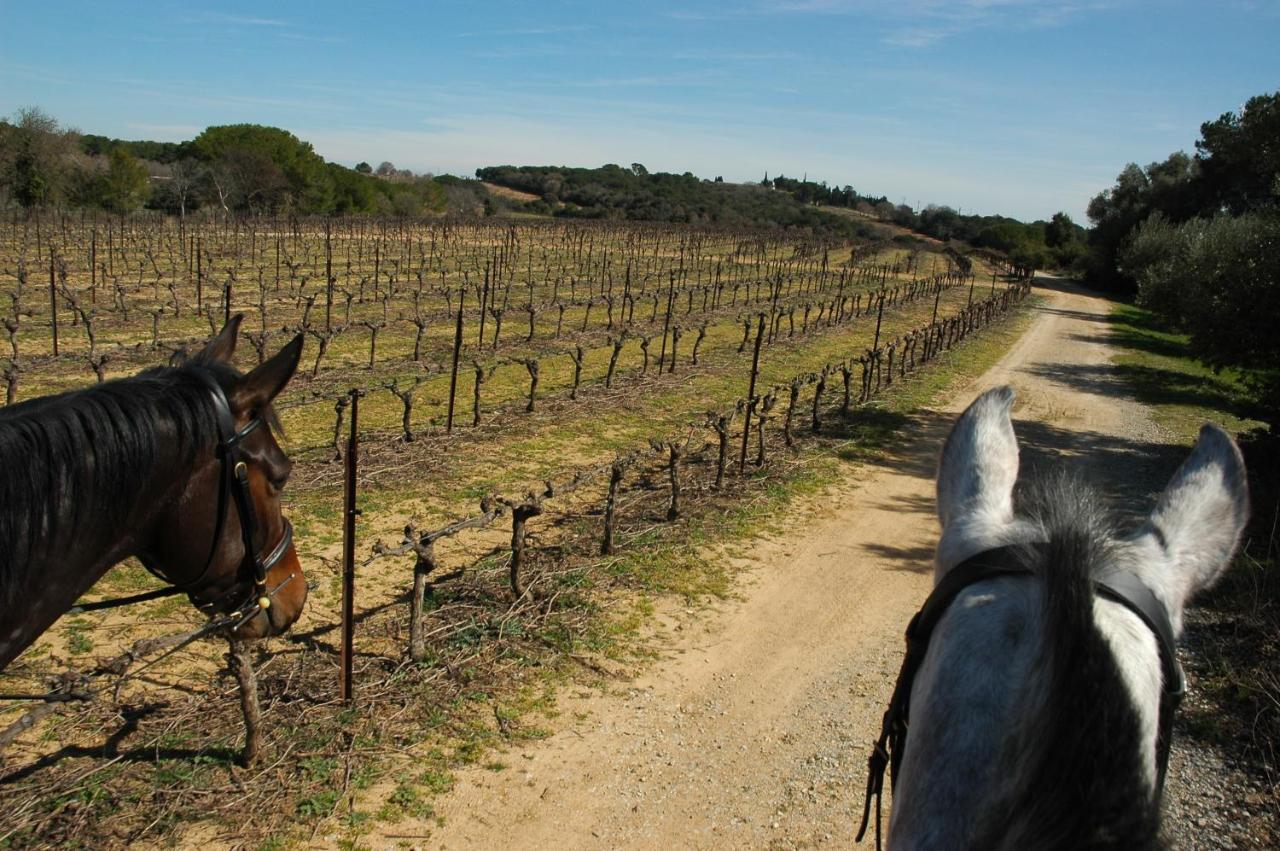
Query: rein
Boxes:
[
  {"xmin": 0, "ymin": 571, "xmax": 300, "ymax": 704},
  {"xmin": 854, "ymin": 545, "xmax": 1185, "ymax": 849}
]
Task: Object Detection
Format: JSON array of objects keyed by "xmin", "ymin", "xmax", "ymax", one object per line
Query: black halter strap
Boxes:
[
  {"xmin": 855, "ymin": 545, "xmax": 1185, "ymax": 849},
  {"xmin": 138, "ymin": 368, "xmax": 293, "ymax": 616},
  {"xmin": 1095, "ymin": 570, "xmax": 1185, "ymax": 788}
]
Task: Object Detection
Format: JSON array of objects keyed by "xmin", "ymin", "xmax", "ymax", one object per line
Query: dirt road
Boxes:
[{"xmin": 374, "ymin": 277, "xmax": 1177, "ymax": 849}]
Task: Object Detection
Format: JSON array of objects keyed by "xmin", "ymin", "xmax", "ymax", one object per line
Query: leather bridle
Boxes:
[
  {"xmin": 855, "ymin": 545, "xmax": 1186, "ymax": 849},
  {"xmin": 141, "ymin": 368, "xmax": 295, "ymax": 623}
]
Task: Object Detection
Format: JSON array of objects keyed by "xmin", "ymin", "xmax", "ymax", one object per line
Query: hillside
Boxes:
[{"xmin": 476, "ymin": 164, "xmax": 876, "ymax": 237}]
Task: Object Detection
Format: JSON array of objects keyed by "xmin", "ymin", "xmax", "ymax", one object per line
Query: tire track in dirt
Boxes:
[{"xmin": 365, "ymin": 277, "xmax": 1174, "ymax": 850}]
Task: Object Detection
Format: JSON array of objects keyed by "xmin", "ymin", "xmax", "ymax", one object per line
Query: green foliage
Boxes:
[
  {"xmin": 1044, "ymin": 212, "xmax": 1078, "ymax": 248},
  {"xmin": 0, "ymin": 107, "xmax": 74, "ymax": 209},
  {"xmin": 0, "ymin": 107, "xmax": 456, "ymax": 216},
  {"xmin": 100, "ymin": 148, "xmax": 151, "ymax": 212},
  {"xmin": 192, "ymin": 124, "xmax": 332, "ymax": 213},
  {"xmin": 1087, "ymin": 89, "xmax": 1279, "ymax": 291},
  {"xmin": 81, "ymin": 134, "xmax": 190, "ymax": 164},
  {"xmin": 1122, "ymin": 211, "xmax": 1280, "ymax": 417},
  {"xmin": 1197, "ymin": 92, "xmax": 1280, "ymax": 215}
]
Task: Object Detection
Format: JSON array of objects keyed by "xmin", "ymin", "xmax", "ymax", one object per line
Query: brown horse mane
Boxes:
[{"xmin": 0, "ymin": 355, "xmax": 268, "ymax": 609}]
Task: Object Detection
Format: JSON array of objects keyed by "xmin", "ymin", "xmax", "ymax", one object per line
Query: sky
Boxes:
[{"xmin": 1, "ymin": 1, "xmax": 1277, "ymax": 223}]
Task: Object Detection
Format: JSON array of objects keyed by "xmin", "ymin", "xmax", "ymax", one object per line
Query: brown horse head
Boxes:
[
  {"xmin": 0, "ymin": 317, "xmax": 310, "ymax": 670},
  {"xmin": 139, "ymin": 316, "xmax": 308, "ymax": 639}
]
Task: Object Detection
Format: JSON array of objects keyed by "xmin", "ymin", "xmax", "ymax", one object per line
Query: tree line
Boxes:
[
  {"xmin": 0, "ymin": 108, "xmax": 449, "ymax": 217},
  {"xmin": 475, "ymin": 163, "xmax": 878, "ymax": 238},
  {"xmin": 1085, "ymin": 90, "xmax": 1279, "ymax": 416},
  {"xmin": 761, "ymin": 172, "xmax": 1085, "ymax": 273}
]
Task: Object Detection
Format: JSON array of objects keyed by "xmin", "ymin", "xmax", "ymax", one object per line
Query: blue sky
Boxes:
[{"xmin": 2, "ymin": 1, "xmax": 1277, "ymax": 222}]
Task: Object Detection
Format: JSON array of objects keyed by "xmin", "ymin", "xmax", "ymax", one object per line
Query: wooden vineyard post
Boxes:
[
  {"xmin": 601, "ymin": 460, "xmax": 624, "ymax": 555},
  {"xmin": 446, "ymin": 290, "xmax": 464, "ymax": 433},
  {"xmin": 339, "ymin": 389, "xmax": 360, "ymax": 703},
  {"xmin": 48, "ymin": 254, "xmax": 58, "ymax": 356},
  {"xmin": 739, "ymin": 313, "xmax": 765, "ymax": 473},
  {"xmin": 931, "ymin": 282, "xmax": 942, "ymax": 326}
]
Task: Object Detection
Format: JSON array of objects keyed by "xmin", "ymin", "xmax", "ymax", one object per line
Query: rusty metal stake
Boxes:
[{"xmin": 339, "ymin": 388, "xmax": 360, "ymax": 702}]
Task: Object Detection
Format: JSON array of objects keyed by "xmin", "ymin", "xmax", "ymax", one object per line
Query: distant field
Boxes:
[{"xmin": 482, "ymin": 181, "xmax": 542, "ymax": 203}]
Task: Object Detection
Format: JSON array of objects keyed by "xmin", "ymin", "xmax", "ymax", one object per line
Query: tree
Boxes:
[
  {"xmin": 1044, "ymin": 212, "xmax": 1077, "ymax": 248},
  {"xmin": 1123, "ymin": 211, "xmax": 1280, "ymax": 416},
  {"xmin": 0, "ymin": 107, "xmax": 74, "ymax": 209},
  {"xmin": 376, "ymin": 161, "xmax": 396, "ymax": 177},
  {"xmin": 354, "ymin": 161, "xmax": 372, "ymax": 174},
  {"xmin": 99, "ymin": 148, "xmax": 150, "ymax": 212},
  {"xmin": 168, "ymin": 158, "xmax": 204, "ymax": 219},
  {"xmin": 191, "ymin": 124, "xmax": 332, "ymax": 213},
  {"xmin": 1196, "ymin": 91, "xmax": 1280, "ymax": 214}
]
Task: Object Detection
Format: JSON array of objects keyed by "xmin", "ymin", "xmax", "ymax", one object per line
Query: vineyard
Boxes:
[{"xmin": 0, "ymin": 210, "xmax": 1030, "ymax": 848}]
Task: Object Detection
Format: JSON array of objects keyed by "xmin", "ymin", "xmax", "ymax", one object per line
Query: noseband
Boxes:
[
  {"xmin": 141, "ymin": 369, "xmax": 295, "ymax": 620},
  {"xmin": 855, "ymin": 545, "xmax": 1185, "ymax": 848}
]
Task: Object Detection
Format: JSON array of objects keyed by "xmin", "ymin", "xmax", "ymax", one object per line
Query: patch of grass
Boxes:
[
  {"xmin": 1109, "ymin": 303, "xmax": 1267, "ymax": 438},
  {"xmin": 64, "ymin": 618, "xmax": 93, "ymax": 655},
  {"xmin": 296, "ymin": 790, "xmax": 339, "ymax": 819}
]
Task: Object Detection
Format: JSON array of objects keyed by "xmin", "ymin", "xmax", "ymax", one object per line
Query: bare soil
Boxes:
[{"xmin": 352, "ymin": 277, "xmax": 1261, "ymax": 849}]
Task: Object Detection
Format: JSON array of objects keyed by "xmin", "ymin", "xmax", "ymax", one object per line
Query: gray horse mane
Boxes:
[{"xmin": 971, "ymin": 471, "xmax": 1164, "ymax": 850}]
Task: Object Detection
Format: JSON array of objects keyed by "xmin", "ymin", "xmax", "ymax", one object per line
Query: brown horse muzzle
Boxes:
[{"xmin": 231, "ymin": 544, "xmax": 308, "ymax": 640}]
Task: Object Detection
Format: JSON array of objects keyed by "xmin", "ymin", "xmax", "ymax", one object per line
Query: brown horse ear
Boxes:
[
  {"xmin": 195, "ymin": 314, "xmax": 244, "ymax": 365},
  {"xmin": 231, "ymin": 333, "xmax": 304, "ymax": 413}
]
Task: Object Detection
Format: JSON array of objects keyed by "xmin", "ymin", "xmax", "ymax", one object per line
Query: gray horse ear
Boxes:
[
  {"xmin": 231, "ymin": 333, "xmax": 303, "ymax": 413},
  {"xmin": 1142, "ymin": 424, "xmax": 1249, "ymax": 611},
  {"xmin": 194, "ymin": 314, "xmax": 243, "ymax": 365},
  {"xmin": 936, "ymin": 386, "xmax": 1020, "ymax": 529}
]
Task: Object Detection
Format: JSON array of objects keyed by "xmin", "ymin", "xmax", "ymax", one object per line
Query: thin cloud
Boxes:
[
  {"xmin": 455, "ymin": 24, "xmax": 593, "ymax": 37},
  {"xmin": 188, "ymin": 12, "xmax": 290, "ymax": 27},
  {"xmin": 751, "ymin": 0, "xmax": 1110, "ymax": 47},
  {"xmin": 278, "ymin": 32, "xmax": 345, "ymax": 44}
]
